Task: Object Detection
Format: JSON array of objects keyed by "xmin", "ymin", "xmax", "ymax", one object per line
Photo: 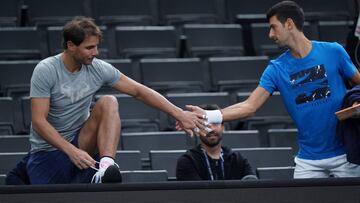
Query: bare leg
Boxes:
[{"xmin": 78, "ymin": 95, "xmax": 121, "ymax": 159}]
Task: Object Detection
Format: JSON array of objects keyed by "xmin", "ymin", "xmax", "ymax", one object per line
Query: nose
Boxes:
[
  {"xmin": 92, "ymin": 46, "xmax": 99, "ymax": 56},
  {"xmin": 268, "ymin": 29, "xmax": 274, "ymax": 39}
]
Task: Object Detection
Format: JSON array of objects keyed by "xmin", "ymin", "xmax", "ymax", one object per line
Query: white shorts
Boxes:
[{"xmin": 294, "ymin": 154, "xmax": 360, "ymax": 179}]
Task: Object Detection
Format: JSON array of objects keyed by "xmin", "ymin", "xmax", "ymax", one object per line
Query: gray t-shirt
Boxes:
[{"xmin": 29, "ymin": 53, "xmax": 121, "ymax": 152}]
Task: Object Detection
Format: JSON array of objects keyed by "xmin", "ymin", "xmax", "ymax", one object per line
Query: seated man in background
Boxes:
[{"xmin": 176, "ymin": 104, "xmax": 257, "ymax": 181}]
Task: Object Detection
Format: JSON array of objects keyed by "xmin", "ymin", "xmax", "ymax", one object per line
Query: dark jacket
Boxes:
[
  {"xmin": 176, "ymin": 144, "xmax": 255, "ymax": 181},
  {"xmin": 336, "ymin": 85, "xmax": 360, "ymax": 164}
]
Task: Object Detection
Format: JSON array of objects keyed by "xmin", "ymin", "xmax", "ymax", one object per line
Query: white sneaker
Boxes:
[{"xmin": 91, "ymin": 163, "xmax": 122, "ymax": 183}]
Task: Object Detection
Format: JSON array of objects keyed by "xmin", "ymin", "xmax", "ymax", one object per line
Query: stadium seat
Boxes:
[
  {"xmin": 0, "ymin": 0, "xmax": 21, "ymax": 27},
  {"xmin": 0, "ymin": 60, "xmax": 37, "ymax": 97},
  {"xmin": 225, "ymin": 0, "xmax": 279, "ymax": 23},
  {"xmin": 97, "ymin": 59, "xmax": 139, "ymax": 94},
  {"xmin": 0, "ymin": 174, "xmax": 6, "ymax": 185},
  {"xmin": 222, "ymin": 130, "xmax": 261, "ymax": 148},
  {"xmin": 105, "ymin": 59, "xmax": 135, "ymax": 79},
  {"xmin": 0, "ymin": 135, "xmax": 30, "ymax": 153},
  {"xmin": 114, "ymin": 26, "xmax": 179, "ymax": 59},
  {"xmin": 0, "ymin": 27, "xmax": 46, "ymax": 60},
  {"xmin": 256, "ymin": 166, "xmax": 295, "ymax": 180},
  {"xmin": 115, "ymin": 150, "xmax": 142, "ymax": 171},
  {"xmin": 232, "ymin": 147, "xmax": 294, "ymax": 169},
  {"xmin": 297, "ymin": 0, "xmax": 354, "ymax": 21},
  {"xmin": 208, "ymin": 56, "xmax": 269, "ymax": 92},
  {"xmin": 24, "ymin": 0, "xmax": 92, "ymax": 26},
  {"xmin": 236, "ymin": 92, "xmax": 293, "ymax": 146},
  {"xmin": 183, "ymin": 24, "xmax": 244, "ymax": 58},
  {"xmin": 318, "ymin": 21, "xmax": 353, "ymax": 46},
  {"xmin": 0, "ymin": 97, "xmax": 15, "ymax": 135},
  {"xmin": 121, "ymin": 132, "xmax": 195, "ymax": 161},
  {"xmin": 158, "ymin": 0, "xmax": 222, "ymax": 26},
  {"xmin": 0, "ymin": 152, "xmax": 28, "ymax": 174},
  {"xmin": 92, "ymin": 0, "xmax": 156, "ymax": 26},
  {"xmin": 140, "ymin": 58, "xmax": 208, "ymax": 94},
  {"xmin": 267, "ymin": 128, "xmax": 298, "ymax": 155},
  {"xmin": 149, "ymin": 150, "xmax": 186, "ymax": 180},
  {"xmin": 121, "ymin": 170, "xmax": 168, "ymax": 183}
]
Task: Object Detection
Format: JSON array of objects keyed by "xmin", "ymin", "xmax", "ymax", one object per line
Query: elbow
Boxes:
[
  {"xmin": 242, "ymin": 102, "xmax": 257, "ymax": 117},
  {"xmin": 247, "ymin": 106, "xmax": 257, "ymax": 117},
  {"xmin": 31, "ymin": 117, "xmax": 46, "ymax": 133}
]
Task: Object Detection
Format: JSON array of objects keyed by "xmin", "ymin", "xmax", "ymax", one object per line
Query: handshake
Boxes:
[{"xmin": 176, "ymin": 104, "xmax": 223, "ymax": 137}]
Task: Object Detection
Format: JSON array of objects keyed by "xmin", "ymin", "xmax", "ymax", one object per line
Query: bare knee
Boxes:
[{"xmin": 95, "ymin": 95, "xmax": 119, "ymax": 113}]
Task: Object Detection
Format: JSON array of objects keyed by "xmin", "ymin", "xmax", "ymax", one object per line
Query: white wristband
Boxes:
[{"xmin": 205, "ymin": 110, "xmax": 223, "ymax": 124}]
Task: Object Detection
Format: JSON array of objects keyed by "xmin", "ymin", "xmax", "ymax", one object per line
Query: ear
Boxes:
[
  {"xmin": 67, "ymin": 41, "xmax": 77, "ymax": 51},
  {"xmin": 286, "ymin": 18, "xmax": 295, "ymax": 30}
]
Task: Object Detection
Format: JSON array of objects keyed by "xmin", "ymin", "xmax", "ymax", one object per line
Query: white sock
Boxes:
[{"xmin": 99, "ymin": 157, "xmax": 114, "ymax": 172}]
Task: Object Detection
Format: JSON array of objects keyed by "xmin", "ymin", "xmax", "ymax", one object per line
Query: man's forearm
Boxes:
[
  {"xmin": 32, "ymin": 119, "xmax": 75, "ymax": 154},
  {"xmin": 135, "ymin": 86, "xmax": 183, "ymax": 119}
]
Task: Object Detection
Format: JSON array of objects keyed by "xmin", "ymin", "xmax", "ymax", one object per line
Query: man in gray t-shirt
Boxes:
[{"xmin": 25, "ymin": 16, "xmax": 203, "ymax": 184}]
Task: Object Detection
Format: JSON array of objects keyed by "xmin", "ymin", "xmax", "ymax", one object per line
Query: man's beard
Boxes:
[
  {"xmin": 276, "ymin": 43, "xmax": 289, "ymax": 50},
  {"xmin": 200, "ymin": 133, "xmax": 223, "ymax": 148}
]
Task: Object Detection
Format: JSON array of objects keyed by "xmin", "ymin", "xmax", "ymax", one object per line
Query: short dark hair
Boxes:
[
  {"xmin": 266, "ymin": 1, "xmax": 305, "ymax": 31},
  {"xmin": 198, "ymin": 104, "xmax": 221, "ymax": 111},
  {"xmin": 62, "ymin": 16, "xmax": 102, "ymax": 49}
]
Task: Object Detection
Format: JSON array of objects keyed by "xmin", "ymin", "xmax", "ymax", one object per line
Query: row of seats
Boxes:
[
  {"xmin": 0, "ymin": 0, "xmax": 354, "ymax": 27},
  {"xmin": 0, "ymin": 56, "xmax": 269, "ymax": 97},
  {"xmin": 0, "ymin": 166, "xmax": 295, "ymax": 184},
  {"xmin": 0, "ymin": 146, "xmax": 296, "ymax": 182},
  {"xmin": 0, "ymin": 129, "xmax": 298, "ymax": 154},
  {"xmin": 0, "ymin": 21, "xmax": 352, "ymax": 60},
  {"xmin": 0, "ymin": 90, "xmax": 292, "ymax": 134}
]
